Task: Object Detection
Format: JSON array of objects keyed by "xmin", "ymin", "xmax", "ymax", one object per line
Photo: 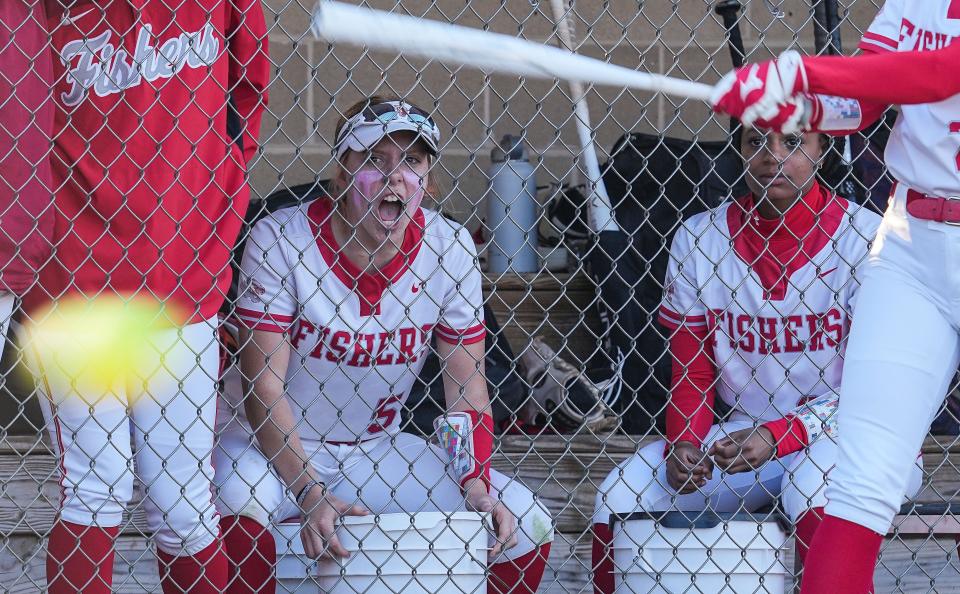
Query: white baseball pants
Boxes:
[
  {"xmin": 593, "ymin": 418, "xmax": 923, "ymax": 526},
  {"xmin": 214, "ymin": 428, "xmax": 555, "ymax": 557},
  {"xmin": 23, "ymin": 317, "xmax": 222, "ymax": 556},
  {"xmin": 826, "ymin": 183, "xmax": 960, "ymax": 534}
]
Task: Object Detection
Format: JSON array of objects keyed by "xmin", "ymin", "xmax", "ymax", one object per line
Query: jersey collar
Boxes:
[
  {"xmin": 308, "ymin": 197, "xmax": 425, "ymax": 316},
  {"xmin": 727, "ymin": 181, "xmax": 846, "ymax": 300}
]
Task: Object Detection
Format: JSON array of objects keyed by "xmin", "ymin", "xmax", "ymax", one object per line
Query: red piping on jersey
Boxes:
[
  {"xmin": 435, "ymin": 322, "xmax": 486, "ymax": 345},
  {"xmin": 726, "ymin": 182, "xmax": 846, "ymax": 301},
  {"xmin": 858, "ymin": 32, "xmax": 897, "ymax": 53},
  {"xmin": 658, "ymin": 306, "xmax": 706, "ymax": 330},
  {"xmin": 234, "ymin": 306, "xmax": 295, "ymax": 333},
  {"xmin": 307, "ymin": 198, "xmax": 425, "ymax": 317}
]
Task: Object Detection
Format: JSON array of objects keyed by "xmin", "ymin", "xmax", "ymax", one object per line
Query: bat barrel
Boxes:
[{"xmin": 312, "ymin": 1, "xmax": 713, "ymax": 102}]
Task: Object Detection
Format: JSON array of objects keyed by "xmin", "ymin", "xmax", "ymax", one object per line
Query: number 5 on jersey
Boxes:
[{"xmin": 367, "ymin": 395, "xmax": 403, "ymax": 435}]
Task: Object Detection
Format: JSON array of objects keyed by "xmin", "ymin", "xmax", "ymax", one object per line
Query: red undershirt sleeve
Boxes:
[
  {"xmin": 802, "ymin": 42, "xmax": 960, "ymax": 107},
  {"xmin": 761, "ymin": 415, "xmax": 810, "ymax": 458},
  {"xmin": 665, "ymin": 325, "xmax": 717, "ymax": 449}
]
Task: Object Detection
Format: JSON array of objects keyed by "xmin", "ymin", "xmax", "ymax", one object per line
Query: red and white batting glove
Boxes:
[{"xmin": 711, "ymin": 50, "xmax": 811, "ymax": 133}]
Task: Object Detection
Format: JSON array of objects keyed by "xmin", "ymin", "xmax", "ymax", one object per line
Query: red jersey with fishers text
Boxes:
[{"xmin": 26, "ymin": 0, "xmax": 269, "ymax": 321}]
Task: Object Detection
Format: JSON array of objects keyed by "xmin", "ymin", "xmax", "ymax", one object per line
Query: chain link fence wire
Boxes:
[{"xmin": 1, "ymin": 0, "xmax": 960, "ymax": 592}]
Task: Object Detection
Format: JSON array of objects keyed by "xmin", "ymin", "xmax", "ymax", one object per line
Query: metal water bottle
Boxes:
[{"xmin": 487, "ymin": 135, "xmax": 539, "ymax": 273}]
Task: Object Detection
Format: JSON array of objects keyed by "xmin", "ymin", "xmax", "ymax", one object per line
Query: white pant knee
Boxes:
[
  {"xmin": 59, "ymin": 458, "xmax": 135, "ymax": 528},
  {"xmin": 143, "ymin": 466, "xmax": 220, "ymax": 555},
  {"xmin": 213, "ymin": 429, "xmax": 287, "ymax": 527},
  {"xmin": 490, "ymin": 470, "xmax": 553, "ymax": 560},
  {"xmin": 593, "ymin": 441, "xmax": 666, "ymax": 525}
]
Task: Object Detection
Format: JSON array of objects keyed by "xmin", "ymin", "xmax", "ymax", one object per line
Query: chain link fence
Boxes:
[{"xmin": 2, "ymin": 0, "xmax": 960, "ymax": 592}]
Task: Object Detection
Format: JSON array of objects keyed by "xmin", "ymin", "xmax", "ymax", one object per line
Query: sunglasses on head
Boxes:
[
  {"xmin": 360, "ymin": 102, "xmax": 435, "ymax": 126},
  {"xmin": 335, "ymin": 101, "xmax": 441, "ymax": 147}
]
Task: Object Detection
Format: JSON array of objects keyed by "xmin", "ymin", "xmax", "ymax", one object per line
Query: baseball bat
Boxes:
[
  {"xmin": 546, "ymin": 0, "xmax": 617, "ymax": 233},
  {"xmin": 311, "ymin": 1, "xmax": 714, "ymax": 102}
]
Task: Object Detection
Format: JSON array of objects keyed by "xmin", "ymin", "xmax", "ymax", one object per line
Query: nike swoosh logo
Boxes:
[
  {"xmin": 61, "ymin": 8, "xmax": 93, "ymax": 27},
  {"xmin": 817, "ymin": 267, "xmax": 838, "ymax": 279}
]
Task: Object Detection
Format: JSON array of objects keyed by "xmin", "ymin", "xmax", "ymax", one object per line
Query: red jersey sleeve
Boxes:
[
  {"xmin": 227, "ymin": 0, "xmax": 270, "ymax": 166},
  {"xmin": 802, "ymin": 42, "xmax": 960, "ymax": 107},
  {"xmin": 761, "ymin": 415, "xmax": 809, "ymax": 458},
  {"xmin": 665, "ymin": 325, "xmax": 717, "ymax": 448},
  {"xmin": 0, "ymin": 2, "xmax": 53, "ymax": 295}
]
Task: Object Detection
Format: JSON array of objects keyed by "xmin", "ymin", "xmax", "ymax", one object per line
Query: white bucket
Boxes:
[
  {"xmin": 612, "ymin": 511, "xmax": 789, "ymax": 594},
  {"xmin": 272, "ymin": 512, "xmax": 488, "ymax": 594}
]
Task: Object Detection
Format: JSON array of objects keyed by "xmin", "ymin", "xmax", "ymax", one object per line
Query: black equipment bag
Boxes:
[{"xmin": 586, "ymin": 133, "xmax": 747, "ymax": 432}]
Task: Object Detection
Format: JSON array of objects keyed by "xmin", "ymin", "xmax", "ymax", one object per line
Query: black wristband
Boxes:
[{"xmin": 295, "ymin": 480, "xmax": 325, "ymax": 510}]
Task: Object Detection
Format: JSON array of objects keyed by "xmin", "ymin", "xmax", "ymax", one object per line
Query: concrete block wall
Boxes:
[{"xmin": 250, "ymin": 0, "xmax": 881, "ymax": 225}]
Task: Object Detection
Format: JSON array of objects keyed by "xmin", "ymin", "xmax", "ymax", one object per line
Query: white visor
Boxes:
[{"xmin": 333, "ymin": 100, "xmax": 441, "ymax": 160}]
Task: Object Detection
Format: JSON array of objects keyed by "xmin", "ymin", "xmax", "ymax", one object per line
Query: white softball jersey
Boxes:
[
  {"xmin": 859, "ymin": 0, "xmax": 960, "ymax": 197},
  {"xmin": 221, "ymin": 198, "xmax": 485, "ymax": 443},
  {"xmin": 658, "ymin": 189, "xmax": 882, "ymax": 421}
]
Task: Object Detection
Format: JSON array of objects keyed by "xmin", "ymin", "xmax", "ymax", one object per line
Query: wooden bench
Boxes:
[{"xmin": 1, "ymin": 433, "xmax": 959, "ymax": 592}]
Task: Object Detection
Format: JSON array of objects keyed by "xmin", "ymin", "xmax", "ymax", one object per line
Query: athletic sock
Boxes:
[
  {"xmin": 794, "ymin": 506, "xmax": 825, "ymax": 568},
  {"xmin": 46, "ymin": 520, "xmax": 118, "ymax": 594},
  {"xmin": 799, "ymin": 514, "xmax": 882, "ymax": 594},
  {"xmin": 156, "ymin": 536, "xmax": 228, "ymax": 594},
  {"xmin": 488, "ymin": 541, "xmax": 552, "ymax": 594},
  {"xmin": 220, "ymin": 515, "xmax": 276, "ymax": 594},
  {"xmin": 591, "ymin": 523, "xmax": 614, "ymax": 594}
]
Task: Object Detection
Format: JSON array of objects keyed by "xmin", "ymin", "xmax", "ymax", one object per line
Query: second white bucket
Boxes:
[
  {"xmin": 273, "ymin": 511, "xmax": 488, "ymax": 594},
  {"xmin": 612, "ymin": 510, "xmax": 789, "ymax": 594}
]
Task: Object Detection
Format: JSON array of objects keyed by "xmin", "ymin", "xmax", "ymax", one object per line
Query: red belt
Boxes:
[{"xmin": 906, "ymin": 188, "xmax": 960, "ymax": 224}]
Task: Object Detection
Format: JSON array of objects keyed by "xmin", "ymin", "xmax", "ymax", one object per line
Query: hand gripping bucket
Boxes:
[
  {"xmin": 272, "ymin": 511, "xmax": 488, "ymax": 594},
  {"xmin": 610, "ymin": 510, "xmax": 790, "ymax": 594}
]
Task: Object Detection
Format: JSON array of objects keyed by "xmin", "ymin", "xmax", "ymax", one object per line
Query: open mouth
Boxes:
[{"xmin": 376, "ymin": 194, "xmax": 404, "ymax": 225}]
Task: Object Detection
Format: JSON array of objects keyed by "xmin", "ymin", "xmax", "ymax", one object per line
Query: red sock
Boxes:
[
  {"xmin": 794, "ymin": 507, "xmax": 825, "ymax": 568},
  {"xmin": 156, "ymin": 536, "xmax": 228, "ymax": 594},
  {"xmin": 46, "ymin": 520, "xmax": 118, "ymax": 594},
  {"xmin": 800, "ymin": 514, "xmax": 882, "ymax": 594},
  {"xmin": 220, "ymin": 515, "xmax": 276, "ymax": 594},
  {"xmin": 591, "ymin": 523, "xmax": 614, "ymax": 594},
  {"xmin": 488, "ymin": 542, "xmax": 552, "ymax": 594}
]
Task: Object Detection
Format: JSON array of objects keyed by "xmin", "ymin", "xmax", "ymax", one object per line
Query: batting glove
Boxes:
[{"xmin": 711, "ymin": 50, "xmax": 810, "ymax": 133}]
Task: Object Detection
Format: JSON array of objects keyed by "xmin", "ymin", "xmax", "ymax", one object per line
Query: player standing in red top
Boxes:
[
  {"xmin": 712, "ymin": 1, "xmax": 960, "ymax": 592},
  {"xmin": 19, "ymin": 2, "xmax": 269, "ymax": 593}
]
